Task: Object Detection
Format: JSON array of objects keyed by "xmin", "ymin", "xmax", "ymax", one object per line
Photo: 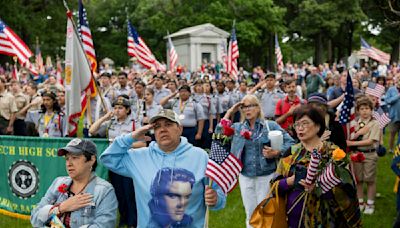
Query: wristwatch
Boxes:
[{"xmin": 50, "ymin": 204, "xmax": 61, "ymax": 215}]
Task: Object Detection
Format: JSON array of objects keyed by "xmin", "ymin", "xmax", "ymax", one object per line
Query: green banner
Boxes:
[{"xmin": 0, "ymin": 136, "xmax": 109, "ymax": 217}]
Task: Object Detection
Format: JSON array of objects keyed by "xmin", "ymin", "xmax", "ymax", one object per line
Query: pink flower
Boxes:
[
  {"xmin": 240, "ymin": 130, "xmax": 252, "ymax": 140},
  {"xmin": 220, "ymin": 119, "xmax": 232, "ymax": 128},
  {"xmin": 58, "ymin": 184, "xmax": 68, "ymax": 194}
]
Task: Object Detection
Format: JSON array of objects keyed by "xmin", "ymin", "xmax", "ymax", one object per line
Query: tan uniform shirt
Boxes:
[
  {"xmin": 0, "ymin": 91, "xmax": 18, "ymax": 120},
  {"xmin": 28, "ymin": 94, "xmax": 43, "ymax": 111},
  {"xmin": 13, "ymin": 92, "xmax": 29, "ymax": 120},
  {"xmin": 356, "ymin": 118, "xmax": 380, "ymax": 151}
]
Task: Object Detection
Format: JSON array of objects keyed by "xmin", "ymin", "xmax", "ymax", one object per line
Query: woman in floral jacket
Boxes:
[
  {"xmin": 218, "ymin": 94, "xmax": 294, "ymax": 228},
  {"xmin": 273, "ymin": 104, "xmax": 361, "ymax": 227}
]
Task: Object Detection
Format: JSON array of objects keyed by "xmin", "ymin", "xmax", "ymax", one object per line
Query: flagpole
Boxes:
[
  {"xmin": 204, "ymin": 179, "xmax": 213, "ymax": 228},
  {"xmin": 62, "ymin": 0, "xmax": 108, "ymax": 114}
]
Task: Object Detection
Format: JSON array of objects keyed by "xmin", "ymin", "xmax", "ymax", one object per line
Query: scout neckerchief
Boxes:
[{"xmin": 43, "ymin": 112, "xmax": 56, "ymax": 137}]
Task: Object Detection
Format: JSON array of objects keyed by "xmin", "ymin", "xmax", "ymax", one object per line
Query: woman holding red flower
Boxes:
[{"xmin": 217, "ymin": 94, "xmax": 295, "ymax": 228}]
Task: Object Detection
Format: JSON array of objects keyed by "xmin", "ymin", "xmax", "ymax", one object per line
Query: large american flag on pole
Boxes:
[
  {"xmin": 0, "ymin": 19, "xmax": 33, "ymax": 64},
  {"xmin": 339, "ymin": 74, "xmax": 357, "ymax": 140},
  {"xmin": 275, "ymin": 34, "xmax": 283, "ymax": 71},
  {"xmin": 78, "ymin": 0, "xmax": 97, "ymax": 73},
  {"xmin": 205, "ymin": 140, "xmax": 243, "ymax": 194},
  {"xmin": 127, "ymin": 21, "xmax": 158, "ymax": 70},
  {"xmin": 167, "ymin": 33, "xmax": 178, "ymax": 71},
  {"xmin": 359, "ymin": 37, "xmax": 390, "ymax": 65},
  {"xmin": 227, "ymin": 23, "xmax": 239, "ymax": 78}
]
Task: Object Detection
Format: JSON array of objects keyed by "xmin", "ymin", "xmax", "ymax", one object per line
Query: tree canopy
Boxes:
[{"xmin": 0, "ymin": 0, "xmax": 399, "ymax": 69}]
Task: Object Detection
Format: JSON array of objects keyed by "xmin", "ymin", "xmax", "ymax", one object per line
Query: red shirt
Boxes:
[{"xmin": 275, "ymin": 95, "xmax": 304, "ymax": 130}]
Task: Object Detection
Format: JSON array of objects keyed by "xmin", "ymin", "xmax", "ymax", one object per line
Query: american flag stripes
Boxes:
[
  {"xmin": 127, "ymin": 21, "xmax": 158, "ymax": 70},
  {"xmin": 78, "ymin": 0, "xmax": 97, "ymax": 72},
  {"xmin": 275, "ymin": 34, "xmax": 283, "ymax": 71},
  {"xmin": 339, "ymin": 74, "xmax": 357, "ymax": 140},
  {"xmin": 227, "ymin": 25, "xmax": 239, "ymax": 78},
  {"xmin": 167, "ymin": 35, "xmax": 178, "ymax": 71},
  {"xmin": 205, "ymin": 140, "xmax": 242, "ymax": 194},
  {"xmin": 373, "ymin": 107, "xmax": 391, "ymax": 129},
  {"xmin": 0, "ymin": 19, "xmax": 33, "ymax": 64},
  {"xmin": 220, "ymin": 41, "xmax": 228, "ymax": 71},
  {"xmin": 317, "ymin": 162, "xmax": 341, "ymax": 194},
  {"xmin": 365, "ymin": 81, "xmax": 385, "ymax": 98},
  {"xmin": 360, "ymin": 37, "xmax": 390, "ymax": 65},
  {"xmin": 35, "ymin": 38, "xmax": 44, "ymax": 73},
  {"xmin": 305, "ymin": 150, "xmax": 321, "ymax": 185}
]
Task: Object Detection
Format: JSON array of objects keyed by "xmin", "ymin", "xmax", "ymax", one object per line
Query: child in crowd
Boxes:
[{"xmin": 346, "ymin": 96, "xmax": 380, "ymax": 214}]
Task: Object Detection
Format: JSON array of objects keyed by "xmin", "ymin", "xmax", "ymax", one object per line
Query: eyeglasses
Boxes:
[
  {"xmin": 241, "ymin": 104, "xmax": 258, "ymax": 110},
  {"xmin": 293, "ymin": 121, "xmax": 312, "ymax": 129}
]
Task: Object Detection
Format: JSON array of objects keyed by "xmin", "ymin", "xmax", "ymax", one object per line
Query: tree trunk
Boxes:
[
  {"xmin": 327, "ymin": 39, "xmax": 333, "ymax": 64},
  {"xmin": 347, "ymin": 21, "xmax": 354, "ymax": 57},
  {"xmin": 266, "ymin": 33, "xmax": 274, "ymax": 71},
  {"xmin": 391, "ymin": 38, "xmax": 400, "ymax": 64},
  {"xmin": 314, "ymin": 32, "xmax": 323, "ymax": 65}
]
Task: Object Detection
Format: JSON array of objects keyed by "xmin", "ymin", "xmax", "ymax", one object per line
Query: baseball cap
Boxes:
[
  {"xmin": 58, "ymin": 138, "xmax": 97, "ymax": 156},
  {"xmin": 178, "ymin": 85, "xmax": 191, "ymax": 92},
  {"xmin": 265, "ymin": 72, "xmax": 276, "ymax": 79},
  {"xmin": 112, "ymin": 96, "xmax": 131, "ymax": 108},
  {"xmin": 307, "ymin": 93, "xmax": 328, "ymax": 105},
  {"xmin": 149, "ymin": 109, "xmax": 181, "ymax": 125}
]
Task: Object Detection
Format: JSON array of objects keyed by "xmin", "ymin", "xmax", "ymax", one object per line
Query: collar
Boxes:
[{"xmin": 284, "ymin": 95, "xmax": 300, "ymax": 103}]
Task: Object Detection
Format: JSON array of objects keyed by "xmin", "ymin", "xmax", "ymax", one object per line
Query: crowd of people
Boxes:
[{"xmin": 0, "ymin": 58, "xmax": 400, "ymax": 227}]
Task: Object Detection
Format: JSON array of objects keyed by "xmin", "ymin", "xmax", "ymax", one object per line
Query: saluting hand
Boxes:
[{"xmin": 131, "ymin": 124, "xmax": 154, "ymax": 141}]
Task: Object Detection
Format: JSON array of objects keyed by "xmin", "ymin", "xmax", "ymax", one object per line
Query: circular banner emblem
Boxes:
[{"xmin": 8, "ymin": 160, "xmax": 39, "ymax": 199}]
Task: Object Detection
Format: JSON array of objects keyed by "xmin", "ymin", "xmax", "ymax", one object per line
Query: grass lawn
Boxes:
[{"xmin": 1, "ymin": 139, "xmax": 398, "ymax": 227}]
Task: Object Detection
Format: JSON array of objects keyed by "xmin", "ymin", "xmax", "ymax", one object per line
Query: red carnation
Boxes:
[
  {"xmin": 223, "ymin": 126, "xmax": 235, "ymax": 137},
  {"xmin": 357, "ymin": 152, "xmax": 366, "ymax": 162},
  {"xmin": 350, "ymin": 152, "xmax": 365, "ymax": 162},
  {"xmin": 58, "ymin": 184, "xmax": 68, "ymax": 194},
  {"xmin": 241, "ymin": 130, "xmax": 252, "ymax": 140}
]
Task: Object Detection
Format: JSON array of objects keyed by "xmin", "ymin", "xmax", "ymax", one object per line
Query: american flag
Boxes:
[
  {"xmin": 275, "ymin": 34, "xmax": 283, "ymax": 71},
  {"xmin": 339, "ymin": 74, "xmax": 357, "ymax": 140},
  {"xmin": 127, "ymin": 21, "xmax": 158, "ymax": 70},
  {"xmin": 205, "ymin": 140, "xmax": 243, "ymax": 194},
  {"xmin": 220, "ymin": 41, "xmax": 228, "ymax": 71},
  {"xmin": 56, "ymin": 55, "xmax": 63, "ymax": 85},
  {"xmin": 359, "ymin": 37, "xmax": 390, "ymax": 65},
  {"xmin": 365, "ymin": 81, "xmax": 385, "ymax": 98},
  {"xmin": 35, "ymin": 38, "xmax": 44, "ymax": 73},
  {"xmin": 317, "ymin": 162, "xmax": 341, "ymax": 194},
  {"xmin": 167, "ymin": 34, "xmax": 178, "ymax": 71},
  {"xmin": 78, "ymin": 0, "xmax": 97, "ymax": 72},
  {"xmin": 373, "ymin": 107, "xmax": 391, "ymax": 129},
  {"xmin": 227, "ymin": 25, "xmax": 239, "ymax": 78},
  {"xmin": 0, "ymin": 19, "xmax": 33, "ymax": 64}
]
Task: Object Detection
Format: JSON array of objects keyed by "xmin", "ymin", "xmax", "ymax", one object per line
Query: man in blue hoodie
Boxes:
[{"xmin": 100, "ymin": 109, "xmax": 226, "ymax": 227}]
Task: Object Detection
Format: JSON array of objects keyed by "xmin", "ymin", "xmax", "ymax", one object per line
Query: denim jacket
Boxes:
[
  {"xmin": 31, "ymin": 173, "xmax": 118, "ymax": 228},
  {"xmin": 219, "ymin": 119, "xmax": 294, "ymax": 177},
  {"xmin": 386, "ymin": 86, "xmax": 400, "ymax": 122}
]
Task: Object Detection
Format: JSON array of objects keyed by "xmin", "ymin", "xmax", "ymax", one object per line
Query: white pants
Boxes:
[{"xmin": 239, "ymin": 173, "xmax": 275, "ymax": 228}]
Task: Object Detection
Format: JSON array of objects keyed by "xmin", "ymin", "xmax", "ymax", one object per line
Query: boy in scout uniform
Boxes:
[
  {"xmin": 0, "ymin": 78, "xmax": 17, "ymax": 135},
  {"xmin": 346, "ymin": 96, "xmax": 380, "ymax": 215},
  {"xmin": 10, "ymin": 80, "xmax": 29, "ymax": 135}
]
